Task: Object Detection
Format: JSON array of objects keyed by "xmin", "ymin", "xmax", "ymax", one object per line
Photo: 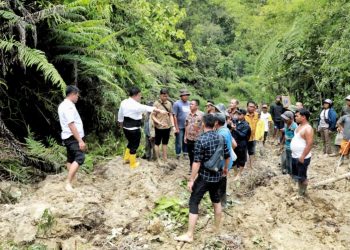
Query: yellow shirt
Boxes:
[
  {"xmin": 245, "ymin": 112, "xmax": 259, "ymax": 141},
  {"xmin": 255, "ymin": 119, "xmax": 265, "ymax": 141}
]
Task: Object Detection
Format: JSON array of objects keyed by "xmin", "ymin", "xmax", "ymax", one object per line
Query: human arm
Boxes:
[
  {"xmin": 299, "ymin": 126, "xmax": 314, "ymax": 163},
  {"xmin": 68, "ymin": 122, "xmax": 86, "ymax": 151},
  {"xmin": 222, "ymin": 143, "xmax": 230, "ymax": 176},
  {"xmin": 188, "ymin": 140, "xmax": 201, "ymax": 191},
  {"xmin": 231, "ymin": 136, "xmax": 237, "ymax": 149}
]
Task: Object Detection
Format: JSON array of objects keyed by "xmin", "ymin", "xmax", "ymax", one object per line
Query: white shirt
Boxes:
[
  {"xmin": 260, "ymin": 112, "xmax": 272, "ymax": 132},
  {"xmin": 118, "ymin": 97, "xmax": 154, "ymax": 130},
  {"xmin": 58, "ymin": 99, "xmax": 84, "ymax": 140},
  {"xmin": 290, "ymin": 126, "xmax": 312, "ymax": 159}
]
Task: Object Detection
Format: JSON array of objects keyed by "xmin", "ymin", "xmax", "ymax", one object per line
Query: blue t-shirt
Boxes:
[
  {"xmin": 217, "ymin": 127, "xmax": 234, "ymax": 170},
  {"xmin": 284, "ymin": 122, "xmax": 298, "ymax": 150},
  {"xmin": 173, "ymin": 100, "xmax": 190, "ymax": 129}
]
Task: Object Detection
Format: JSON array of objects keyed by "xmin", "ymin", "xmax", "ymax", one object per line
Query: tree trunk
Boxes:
[{"xmin": 311, "ymin": 172, "xmax": 350, "ymax": 189}]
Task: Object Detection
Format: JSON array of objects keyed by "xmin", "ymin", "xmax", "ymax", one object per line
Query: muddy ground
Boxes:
[{"xmin": 0, "ymin": 142, "xmax": 349, "ymax": 250}]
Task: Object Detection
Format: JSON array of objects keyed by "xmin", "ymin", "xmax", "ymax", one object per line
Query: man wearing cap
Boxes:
[
  {"xmin": 281, "ymin": 111, "xmax": 298, "ymax": 175},
  {"xmin": 173, "ymin": 89, "xmax": 191, "ymax": 159},
  {"xmin": 232, "ymin": 109, "xmax": 251, "ymax": 179},
  {"xmin": 185, "ymin": 99, "xmax": 203, "ymax": 171},
  {"xmin": 118, "ymin": 87, "xmax": 167, "ymax": 169},
  {"xmin": 341, "ymin": 95, "xmax": 350, "ymax": 116},
  {"xmin": 317, "ymin": 99, "xmax": 337, "ymax": 156},
  {"xmin": 260, "ymin": 104, "xmax": 273, "ymax": 145},
  {"xmin": 151, "ymin": 88, "xmax": 176, "ymax": 165},
  {"xmin": 206, "ymin": 100, "xmax": 218, "ymax": 114},
  {"xmin": 270, "ymin": 95, "xmax": 285, "ymax": 144},
  {"xmin": 58, "ymin": 85, "xmax": 86, "ymax": 192},
  {"xmin": 245, "ymin": 101, "xmax": 259, "ymax": 168}
]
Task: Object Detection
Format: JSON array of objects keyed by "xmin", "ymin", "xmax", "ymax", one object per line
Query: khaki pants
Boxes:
[{"xmin": 319, "ymin": 127, "xmax": 332, "ymax": 154}]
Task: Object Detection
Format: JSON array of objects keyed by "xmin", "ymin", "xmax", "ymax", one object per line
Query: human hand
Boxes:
[
  {"xmin": 79, "ymin": 140, "xmax": 86, "ymax": 151},
  {"xmin": 188, "ymin": 180, "xmax": 194, "ymax": 192},
  {"xmin": 298, "ymin": 157, "xmax": 305, "ymax": 164},
  {"xmin": 223, "ymin": 167, "xmax": 228, "ymax": 177}
]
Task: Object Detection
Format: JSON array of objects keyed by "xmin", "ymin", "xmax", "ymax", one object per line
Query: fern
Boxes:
[
  {"xmin": 25, "ymin": 131, "xmax": 65, "ymax": 171},
  {"xmin": 0, "ymin": 39, "xmax": 66, "ymax": 93}
]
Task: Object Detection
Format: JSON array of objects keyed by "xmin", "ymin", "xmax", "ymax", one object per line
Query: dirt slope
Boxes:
[{"xmin": 0, "ymin": 144, "xmax": 349, "ymax": 249}]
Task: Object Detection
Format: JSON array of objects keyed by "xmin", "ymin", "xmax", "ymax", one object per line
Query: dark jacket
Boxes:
[
  {"xmin": 232, "ymin": 120, "xmax": 251, "ymax": 148},
  {"xmin": 318, "ymin": 108, "xmax": 337, "ymax": 131},
  {"xmin": 270, "ymin": 103, "xmax": 284, "ymax": 122}
]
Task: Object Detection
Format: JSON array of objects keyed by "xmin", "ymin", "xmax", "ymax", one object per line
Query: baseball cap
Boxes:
[
  {"xmin": 234, "ymin": 108, "xmax": 247, "ymax": 115},
  {"xmin": 216, "ymin": 113, "xmax": 226, "ymax": 124},
  {"xmin": 323, "ymin": 99, "xmax": 333, "ymax": 105},
  {"xmin": 281, "ymin": 111, "xmax": 294, "ymax": 121}
]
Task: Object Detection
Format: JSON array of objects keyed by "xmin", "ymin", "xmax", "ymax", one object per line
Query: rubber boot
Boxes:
[
  {"xmin": 298, "ymin": 182, "xmax": 307, "ymax": 196},
  {"xmin": 123, "ymin": 148, "xmax": 130, "ymax": 164},
  {"xmin": 129, "ymin": 154, "xmax": 140, "ymax": 169}
]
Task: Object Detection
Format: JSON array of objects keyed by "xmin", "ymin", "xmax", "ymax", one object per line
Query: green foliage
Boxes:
[
  {"xmin": 152, "ymin": 196, "xmax": 188, "ymax": 227},
  {"xmin": 25, "ymin": 130, "xmax": 65, "ymax": 171},
  {"xmin": 37, "ymin": 208, "xmax": 55, "ymax": 236}
]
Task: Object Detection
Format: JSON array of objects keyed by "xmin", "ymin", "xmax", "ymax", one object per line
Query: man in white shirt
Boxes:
[
  {"xmin": 58, "ymin": 85, "xmax": 86, "ymax": 192},
  {"xmin": 260, "ymin": 104, "xmax": 273, "ymax": 145},
  {"xmin": 118, "ymin": 87, "xmax": 167, "ymax": 168}
]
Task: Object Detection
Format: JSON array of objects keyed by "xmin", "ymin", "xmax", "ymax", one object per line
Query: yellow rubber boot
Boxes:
[
  {"xmin": 129, "ymin": 154, "xmax": 140, "ymax": 169},
  {"xmin": 123, "ymin": 148, "xmax": 130, "ymax": 164}
]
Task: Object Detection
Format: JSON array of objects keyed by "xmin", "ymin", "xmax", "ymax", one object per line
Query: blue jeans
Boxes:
[{"xmin": 175, "ymin": 128, "xmax": 188, "ymax": 155}]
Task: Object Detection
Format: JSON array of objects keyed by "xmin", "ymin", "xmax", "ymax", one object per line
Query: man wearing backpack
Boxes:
[{"xmin": 175, "ymin": 114, "xmax": 230, "ymax": 243}]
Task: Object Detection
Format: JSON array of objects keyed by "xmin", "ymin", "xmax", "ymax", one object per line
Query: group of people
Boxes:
[{"xmin": 57, "ymin": 85, "xmax": 350, "ymax": 243}]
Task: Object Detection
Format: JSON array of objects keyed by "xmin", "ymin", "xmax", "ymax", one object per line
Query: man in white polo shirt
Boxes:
[
  {"xmin": 58, "ymin": 85, "xmax": 86, "ymax": 192},
  {"xmin": 118, "ymin": 87, "xmax": 167, "ymax": 168}
]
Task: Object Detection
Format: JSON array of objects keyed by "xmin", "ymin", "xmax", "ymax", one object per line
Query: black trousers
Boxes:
[
  {"xmin": 187, "ymin": 139, "xmax": 196, "ymax": 169},
  {"xmin": 123, "ymin": 128, "xmax": 141, "ymax": 154}
]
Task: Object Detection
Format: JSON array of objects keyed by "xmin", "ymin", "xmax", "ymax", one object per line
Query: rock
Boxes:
[
  {"xmin": 61, "ymin": 236, "xmax": 87, "ymax": 250},
  {"xmin": 14, "ymin": 222, "xmax": 36, "ymax": 243},
  {"xmin": 147, "ymin": 218, "xmax": 164, "ymax": 235},
  {"xmin": 130, "ymin": 210, "xmax": 140, "ymax": 219},
  {"xmin": 266, "ymin": 217, "xmax": 274, "ymax": 223}
]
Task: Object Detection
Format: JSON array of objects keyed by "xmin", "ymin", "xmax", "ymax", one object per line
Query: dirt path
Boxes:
[{"xmin": 0, "ymin": 143, "xmax": 349, "ymax": 249}]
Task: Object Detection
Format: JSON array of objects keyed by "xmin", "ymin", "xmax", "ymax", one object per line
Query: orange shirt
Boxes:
[{"xmin": 245, "ymin": 112, "xmax": 259, "ymax": 141}]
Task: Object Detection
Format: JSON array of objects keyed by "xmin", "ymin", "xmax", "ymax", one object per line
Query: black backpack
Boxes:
[{"xmin": 203, "ymin": 136, "xmax": 225, "ymax": 172}]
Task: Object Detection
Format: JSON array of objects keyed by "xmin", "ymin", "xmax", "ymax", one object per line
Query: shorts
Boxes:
[
  {"xmin": 339, "ymin": 139, "xmax": 350, "ymax": 156},
  {"xmin": 234, "ymin": 146, "xmax": 247, "ymax": 168},
  {"xmin": 247, "ymin": 141, "xmax": 256, "ymax": 155},
  {"xmin": 292, "ymin": 157, "xmax": 311, "ymax": 182},
  {"xmin": 274, "ymin": 120, "xmax": 284, "ymax": 130},
  {"xmin": 154, "ymin": 128, "xmax": 171, "ymax": 146},
  {"xmin": 189, "ymin": 176, "xmax": 221, "ymax": 214},
  {"xmin": 63, "ymin": 136, "xmax": 85, "ymax": 165}
]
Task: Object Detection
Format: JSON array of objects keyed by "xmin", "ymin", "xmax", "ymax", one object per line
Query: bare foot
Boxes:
[
  {"xmin": 65, "ymin": 182, "xmax": 74, "ymax": 192},
  {"xmin": 174, "ymin": 234, "xmax": 193, "ymax": 243}
]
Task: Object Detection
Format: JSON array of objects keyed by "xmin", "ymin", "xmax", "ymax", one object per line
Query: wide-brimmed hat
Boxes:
[
  {"xmin": 215, "ymin": 103, "xmax": 229, "ymax": 116},
  {"xmin": 281, "ymin": 111, "xmax": 294, "ymax": 121},
  {"xmin": 179, "ymin": 89, "xmax": 190, "ymax": 96},
  {"xmin": 345, "ymin": 95, "xmax": 350, "ymax": 101}
]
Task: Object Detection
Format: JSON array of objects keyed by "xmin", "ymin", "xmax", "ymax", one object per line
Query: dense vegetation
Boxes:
[{"xmin": 1, "ymin": 0, "xmax": 350, "ymax": 177}]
